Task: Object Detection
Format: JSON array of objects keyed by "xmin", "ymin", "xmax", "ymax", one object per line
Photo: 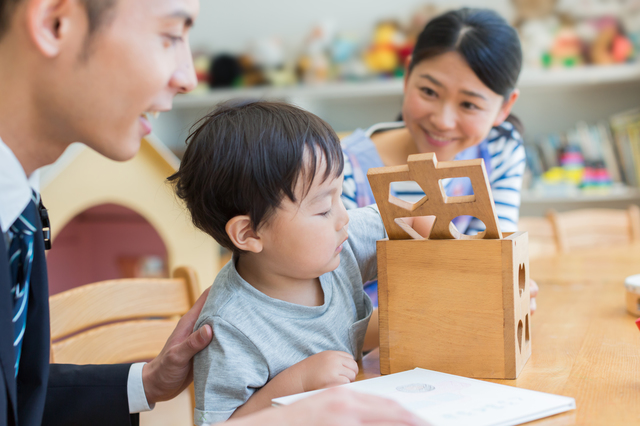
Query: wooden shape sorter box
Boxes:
[{"xmin": 368, "ymin": 153, "xmax": 531, "ymax": 379}]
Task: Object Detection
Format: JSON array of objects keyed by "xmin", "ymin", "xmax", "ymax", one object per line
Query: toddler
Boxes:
[{"xmin": 170, "ymin": 100, "xmax": 401, "ymax": 424}]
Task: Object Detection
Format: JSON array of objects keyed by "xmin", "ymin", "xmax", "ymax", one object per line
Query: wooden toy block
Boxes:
[{"xmin": 368, "ymin": 153, "xmax": 531, "ymax": 379}]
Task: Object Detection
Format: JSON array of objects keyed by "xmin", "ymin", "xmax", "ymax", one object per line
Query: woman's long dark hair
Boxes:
[
  {"xmin": 410, "ymin": 8, "xmax": 522, "ymax": 98},
  {"xmin": 407, "ymin": 8, "xmax": 524, "ymax": 132}
]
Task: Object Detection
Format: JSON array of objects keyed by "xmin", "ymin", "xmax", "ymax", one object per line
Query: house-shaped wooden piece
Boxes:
[{"xmin": 40, "ymin": 135, "xmax": 219, "ymax": 294}]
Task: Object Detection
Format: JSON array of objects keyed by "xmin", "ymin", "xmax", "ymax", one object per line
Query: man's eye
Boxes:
[{"xmin": 164, "ymin": 35, "xmax": 184, "ymax": 45}]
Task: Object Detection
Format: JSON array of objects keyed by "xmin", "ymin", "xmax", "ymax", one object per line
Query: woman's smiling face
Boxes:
[{"xmin": 401, "ymin": 51, "xmax": 518, "ymax": 161}]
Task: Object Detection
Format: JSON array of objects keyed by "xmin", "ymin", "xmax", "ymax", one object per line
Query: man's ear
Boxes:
[
  {"xmin": 226, "ymin": 215, "xmax": 263, "ymax": 254},
  {"xmin": 26, "ymin": 0, "xmax": 77, "ymax": 57},
  {"xmin": 493, "ymin": 88, "xmax": 520, "ymax": 126}
]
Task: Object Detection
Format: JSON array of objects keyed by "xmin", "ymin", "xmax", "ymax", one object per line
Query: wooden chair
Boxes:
[
  {"xmin": 518, "ymin": 216, "xmax": 558, "ymax": 259},
  {"xmin": 547, "ymin": 205, "xmax": 640, "ymax": 253},
  {"xmin": 49, "ymin": 266, "xmax": 200, "ymax": 426}
]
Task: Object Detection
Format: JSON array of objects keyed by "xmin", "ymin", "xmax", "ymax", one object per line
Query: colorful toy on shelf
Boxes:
[
  {"xmin": 237, "ymin": 54, "xmax": 268, "ymax": 87},
  {"xmin": 559, "ymin": 145, "xmax": 585, "ymax": 184},
  {"xmin": 363, "ymin": 21, "xmax": 407, "ymax": 76},
  {"xmin": 512, "ymin": 0, "xmax": 560, "ymax": 68},
  {"xmin": 368, "ymin": 153, "xmax": 531, "ymax": 379},
  {"xmin": 549, "ymin": 25, "xmax": 585, "ymax": 67},
  {"xmin": 209, "ymin": 54, "xmax": 242, "ymax": 88},
  {"xmin": 580, "ymin": 160, "xmax": 613, "ymax": 189},
  {"xmin": 330, "ymin": 33, "xmax": 368, "ymax": 81},
  {"xmin": 513, "ymin": 0, "xmax": 640, "ymax": 67},
  {"xmin": 588, "ymin": 17, "xmax": 634, "ymax": 64},
  {"xmin": 297, "ymin": 21, "xmax": 335, "ymax": 84}
]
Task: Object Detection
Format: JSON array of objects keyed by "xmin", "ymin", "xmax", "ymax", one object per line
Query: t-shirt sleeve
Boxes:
[
  {"xmin": 193, "ymin": 316, "xmax": 269, "ymax": 425},
  {"xmin": 344, "ymin": 205, "xmax": 387, "ymax": 283}
]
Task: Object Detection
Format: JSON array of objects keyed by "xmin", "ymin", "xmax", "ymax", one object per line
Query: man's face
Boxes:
[{"xmin": 37, "ymin": 0, "xmax": 199, "ymax": 161}]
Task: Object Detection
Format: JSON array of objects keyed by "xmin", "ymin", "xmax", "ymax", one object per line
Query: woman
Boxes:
[
  {"xmin": 343, "ymin": 8, "xmax": 537, "ymax": 310},
  {"xmin": 343, "ymin": 8, "xmax": 524, "ymax": 235}
]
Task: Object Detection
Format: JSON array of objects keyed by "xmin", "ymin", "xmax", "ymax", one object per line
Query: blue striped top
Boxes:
[{"xmin": 341, "ymin": 120, "xmax": 526, "ymax": 235}]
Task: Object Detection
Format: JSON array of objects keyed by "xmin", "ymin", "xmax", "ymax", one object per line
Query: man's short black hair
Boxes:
[
  {"xmin": 168, "ymin": 100, "xmax": 344, "ymax": 255},
  {"xmin": 0, "ymin": 0, "xmax": 116, "ymax": 39}
]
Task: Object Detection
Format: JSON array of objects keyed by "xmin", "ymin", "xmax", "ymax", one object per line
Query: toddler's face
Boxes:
[{"xmin": 257, "ymin": 164, "xmax": 349, "ymax": 281}]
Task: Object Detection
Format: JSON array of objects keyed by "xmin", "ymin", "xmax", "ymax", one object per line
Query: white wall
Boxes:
[{"xmin": 189, "ymin": 0, "xmax": 513, "ymax": 54}]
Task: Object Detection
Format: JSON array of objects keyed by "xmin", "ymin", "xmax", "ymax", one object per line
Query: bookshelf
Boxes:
[{"xmin": 151, "ymin": 63, "xmax": 640, "ymax": 216}]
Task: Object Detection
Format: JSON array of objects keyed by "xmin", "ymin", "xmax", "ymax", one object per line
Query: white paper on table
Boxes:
[{"xmin": 272, "ymin": 368, "xmax": 576, "ymax": 426}]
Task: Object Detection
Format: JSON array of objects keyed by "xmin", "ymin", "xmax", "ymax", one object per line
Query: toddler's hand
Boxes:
[{"xmin": 292, "ymin": 351, "xmax": 358, "ymax": 392}]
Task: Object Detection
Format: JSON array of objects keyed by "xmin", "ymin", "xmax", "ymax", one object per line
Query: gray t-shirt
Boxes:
[{"xmin": 193, "ymin": 206, "xmax": 384, "ymax": 424}]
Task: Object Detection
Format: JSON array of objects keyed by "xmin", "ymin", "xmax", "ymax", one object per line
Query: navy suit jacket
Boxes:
[{"xmin": 0, "ymin": 207, "xmax": 139, "ymax": 426}]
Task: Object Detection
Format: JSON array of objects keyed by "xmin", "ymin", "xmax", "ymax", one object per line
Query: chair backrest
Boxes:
[
  {"xmin": 49, "ymin": 266, "xmax": 200, "ymax": 365},
  {"xmin": 518, "ymin": 216, "xmax": 558, "ymax": 259},
  {"xmin": 547, "ymin": 205, "xmax": 640, "ymax": 253}
]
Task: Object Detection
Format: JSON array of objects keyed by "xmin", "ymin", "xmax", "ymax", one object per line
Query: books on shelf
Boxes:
[
  {"xmin": 525, "ymin": 108, "xmax": 640, "ymax": 193},
  {"xmin": 272, "ymin": 368, "xmax": 576, "ymax": 426}
]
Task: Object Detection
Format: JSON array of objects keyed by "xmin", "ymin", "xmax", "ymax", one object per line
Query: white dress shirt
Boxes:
[{"xmin": 0, "ymin": 136, "xmax": 152, "ymax": 414}]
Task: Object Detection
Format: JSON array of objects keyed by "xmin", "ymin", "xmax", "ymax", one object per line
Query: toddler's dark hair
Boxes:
[{"xmin": 168, "ymin": 100, "xmax": 344, "ymax": 255}]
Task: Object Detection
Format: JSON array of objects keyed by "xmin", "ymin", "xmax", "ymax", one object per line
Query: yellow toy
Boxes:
[{"xmin": 364, "ymin": 21, "xmax": 405, "ymax": 75}]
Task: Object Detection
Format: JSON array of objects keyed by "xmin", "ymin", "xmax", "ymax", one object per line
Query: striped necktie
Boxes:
[{"xmin": 8, "ymin": 191, "xmax": 38, "ymax": 377}]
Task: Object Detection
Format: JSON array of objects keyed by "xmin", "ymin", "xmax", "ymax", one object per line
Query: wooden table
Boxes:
[{"xmin": 357, "ymin": 244, "xmax": 640, "ymax": 425}]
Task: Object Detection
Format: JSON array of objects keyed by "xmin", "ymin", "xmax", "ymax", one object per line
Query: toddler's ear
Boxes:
[{"xmin": 226, "ymin": 215, "xmax": 263, "ymax": 253}]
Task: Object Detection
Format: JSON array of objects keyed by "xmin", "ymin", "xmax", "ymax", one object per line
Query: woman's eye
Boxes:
[
  {"xmin": 461, "ymin": 101, "xmax": 479, "ymax": 110},
  {"xmin": 319, "ymin": 209, "xmax": 332, "ymax": 217},
  {"xmin": 420, "ymin": 87, "xmax": 437, "ymax": 97}
]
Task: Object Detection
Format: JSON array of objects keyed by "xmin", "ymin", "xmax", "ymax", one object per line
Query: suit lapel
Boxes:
[{"xmin": 0, "ymin": 236, "xmax": 18, "ymax": 423}]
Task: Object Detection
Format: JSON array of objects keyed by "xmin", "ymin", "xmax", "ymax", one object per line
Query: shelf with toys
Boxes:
[
  {"xmin": 172, "ymin": 62, "xmax": 640, "ymax": 110},
  {"xmin": 150, "ymin": 2, "xmax": 640, "ymax": 216}
]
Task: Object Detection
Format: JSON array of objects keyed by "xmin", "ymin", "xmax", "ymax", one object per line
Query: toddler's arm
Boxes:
[
  {"xmin": 230, "ymin": 351, "xmax": 358, "ymax": 419},
  {"xmin": 193, "ymin": 316, "xmax": 270, "ymax": 425}
]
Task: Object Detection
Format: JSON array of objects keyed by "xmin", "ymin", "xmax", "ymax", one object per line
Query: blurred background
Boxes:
[
  {"xmin": 42, "ymin": 0, "xmax": 640, "ymax": 288},
  {"xmin": 146, "ymin": 0, "xmax": 640, "ymax": 216}
]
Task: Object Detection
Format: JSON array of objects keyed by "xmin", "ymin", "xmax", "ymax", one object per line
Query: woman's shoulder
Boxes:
[
  {"xmin": 341, "ymin": 121, "xmax": 405, "ymax": 150},
  {"xmin": 485, "ymin": 121, "xmax": 524, "ymax": 157},
  {"xmin": 365, "ymin": 121, "xmax": 405, "ymax": 138}
]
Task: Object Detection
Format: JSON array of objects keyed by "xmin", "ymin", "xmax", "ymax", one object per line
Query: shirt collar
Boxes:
[{"xmin": 0, "ymin": 136, "xmax": 40, "ymax": 233}]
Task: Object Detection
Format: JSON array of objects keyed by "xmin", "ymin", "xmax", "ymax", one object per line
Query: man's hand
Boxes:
[
  {"xmin": 227, "ymin": 388, "xmax": 431, "ymax": 426},
  {"xmin": 530, "ymin": 279, "xmax": 539, "ymax": 315},
  {"xmin": 141, "ymin": 287, "xmax": 213, "ymax": 404},
  {"xmin": 291, "ymin": 351, "xmax": 359, "ymax": 392}
]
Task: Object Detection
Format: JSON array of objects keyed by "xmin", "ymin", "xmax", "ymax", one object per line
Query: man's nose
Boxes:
[{"xmin": 171, "ymin": 46, "xmax": 198, "ymax": 94}]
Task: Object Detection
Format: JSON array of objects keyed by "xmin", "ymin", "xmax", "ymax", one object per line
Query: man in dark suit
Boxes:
[{"xmin": 0, "ymin": 0, "xmax": 427, "ymax": 425}]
